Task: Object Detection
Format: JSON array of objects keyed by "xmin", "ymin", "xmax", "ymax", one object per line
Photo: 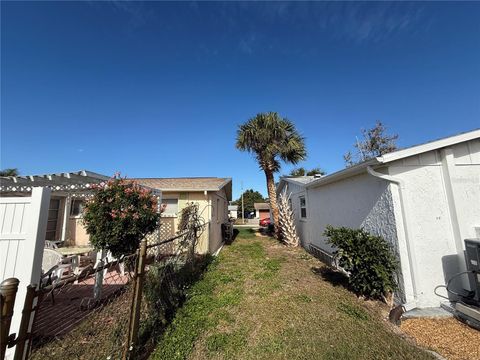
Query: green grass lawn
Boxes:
[{"xmin": 150, "ymin": 228, "xmax": 433, "ymax": 360}]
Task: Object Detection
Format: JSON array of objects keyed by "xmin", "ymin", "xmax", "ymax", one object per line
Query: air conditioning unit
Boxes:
[
  {"xmin": 464, "ymin": 239, "xmax": 480, "ymax": 304},
  {"xmin": 454, "ymin": 239, "xmax": 480, "ymax": 329}
]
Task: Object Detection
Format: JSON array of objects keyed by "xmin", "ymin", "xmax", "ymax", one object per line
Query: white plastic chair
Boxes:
[{"xmin": 41, "ymin": 249, "xmax": 76, "ymax": 303}]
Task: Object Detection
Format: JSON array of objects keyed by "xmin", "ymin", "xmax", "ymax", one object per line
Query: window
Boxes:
[
  {"xmin": 216, "ymin": 198, "xmax": 220, "ymax": 222},
  {"xmin": 162, "ymin": 198, "xmax": 178, "ymax": 216},
  {"xmin": 299, "ymin": 196, "xmax": 307, "ymax": 218},
  {"xmin": 70, "ymin": 199, "xmax": 85, "ymax": 217},
  {"xmin": 46, "ymin": 199, "xmax": 60, "ymax": 240}
]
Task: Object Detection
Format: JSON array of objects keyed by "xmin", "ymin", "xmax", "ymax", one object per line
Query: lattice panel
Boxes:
[{"xmin": 159, "ymin": 217, "xmax": 175, "ymax": 240}]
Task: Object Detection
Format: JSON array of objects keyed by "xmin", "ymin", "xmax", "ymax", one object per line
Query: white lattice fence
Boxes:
[{"xmin": 144, "ymin": 217, "xmax": 176, "ymax": 257}]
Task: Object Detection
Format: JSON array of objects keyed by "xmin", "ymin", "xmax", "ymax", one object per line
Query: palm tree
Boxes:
[
  {"xmin": 236, "ymin": 112, "xmax": 306, "ymax": 231},
  {"xmin": 0, "ymin": 168, "xmax": 19, "ymax": 176}
]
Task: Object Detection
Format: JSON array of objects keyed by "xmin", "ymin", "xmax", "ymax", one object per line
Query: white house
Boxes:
[
  {"xmin": 278, "ymin": 129, "xmax": 480, "ymax": 309},
  {"xmin": 228, "ymin": 204, "xmax": 238, "ymax": 219}
]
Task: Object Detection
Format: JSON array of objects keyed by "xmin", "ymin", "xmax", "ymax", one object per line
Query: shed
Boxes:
[{"xmin": 254, "ymin": 202, "xmax": 270, "ymax": 220}]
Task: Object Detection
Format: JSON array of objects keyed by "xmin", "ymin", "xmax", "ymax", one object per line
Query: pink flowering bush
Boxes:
[{"xmin": 83, "ymin": 174, "xmax": 161, "ymax": 257}]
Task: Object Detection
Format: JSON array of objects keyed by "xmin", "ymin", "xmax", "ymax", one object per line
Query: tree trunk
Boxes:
[{"xmin": 264, "ymin": 170, "xmax": 279, "ymax": 235}]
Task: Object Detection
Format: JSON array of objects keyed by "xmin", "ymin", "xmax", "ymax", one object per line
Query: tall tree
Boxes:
[
  {"xmin": 232, "ymin": 189, "xmax": 266, "ymax": 217},
  {"xmin": 0, "ymin": 168, "xmax": 19, "ymax": 176},
  {"xmin": 344, "ymin": 122, "xmax": 398, "ymax": 167},
  {"xmin": 289, "ymin": 167, "xmax": 326, "ymax": 177},
  {"xmin": 236, "ymin": 112, "xmax": 306, "ymax": 231}
]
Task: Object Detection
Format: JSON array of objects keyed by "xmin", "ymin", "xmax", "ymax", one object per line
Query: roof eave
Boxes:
[
  {"xmin": 377, "ymin": 128, "xmax": 480, "ymax": 163},
  {"xmin": 306, "ymin": 158, "xmax": 380, "ymax": 189}
]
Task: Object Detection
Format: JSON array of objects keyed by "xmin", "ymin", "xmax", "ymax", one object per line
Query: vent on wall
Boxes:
[{"xmin": 308, "ymin": 244, "xmax": 337, "ymax": 267}]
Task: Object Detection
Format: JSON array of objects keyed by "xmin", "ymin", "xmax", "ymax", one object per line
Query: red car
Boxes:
[{"xmin": 259, "ymin": 218, "xmax": 271, "ymax": 227}]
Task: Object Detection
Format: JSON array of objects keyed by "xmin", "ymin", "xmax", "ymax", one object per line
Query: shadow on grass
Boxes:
[
  {"xmin": 311, "ymin": 266, "xmax": 350, "ymax": 290},
  {"xmin": 135, "ymin": 254, "xmax": 215, "ymax": 359},
  {"xmin": 225, "ymin": 229, "xmax": 240, "ymax": 245}
]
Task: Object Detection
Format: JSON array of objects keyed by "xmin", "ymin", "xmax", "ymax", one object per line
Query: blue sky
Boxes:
[{"xmin": 1, "ymin": 1, "xmax": 479, "ymax": 199}]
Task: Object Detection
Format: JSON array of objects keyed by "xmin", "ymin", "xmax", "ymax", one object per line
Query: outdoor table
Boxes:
[
  {"xmin": 56, "ymin": 246, "xmax": 94, "ymax": 257},
  {"xmin": 56, "ymin": 247, "xmax": 95, "ymax": 274}
]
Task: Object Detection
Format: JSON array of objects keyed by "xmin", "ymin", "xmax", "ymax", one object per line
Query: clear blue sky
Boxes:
[{"xmin": 1, "ymin": 1, "xmax": 479, "ymax": 199}]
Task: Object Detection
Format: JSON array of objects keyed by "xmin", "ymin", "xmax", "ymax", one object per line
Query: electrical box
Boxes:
[{"xmin": 464, "ymin": 239, "xmax": 480, "ymax": 304}]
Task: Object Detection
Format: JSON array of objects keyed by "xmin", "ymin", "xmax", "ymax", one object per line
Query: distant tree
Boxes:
[
  {"xmin": 232, "ymin": 189, "xmax": 266, "ymax": 217},
  {"xmin": 289, "ymin": 167, "xmax": 326, "ymax": 177},
  {"xmin": 236, "ymin": 112, "xmax": 306, "ymax": 232},
  {"xmin": 344, "ymin": 122, "xmax": 398, "ymax": 167},
  {"xmin": 0, "ymin": 168, "xmax": 19, "ymax": 176}
]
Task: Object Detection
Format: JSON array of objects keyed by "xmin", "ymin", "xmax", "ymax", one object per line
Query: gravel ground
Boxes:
[{"xmin": 401, "ymin": 318, "xmax": 480, "ymax": 360}]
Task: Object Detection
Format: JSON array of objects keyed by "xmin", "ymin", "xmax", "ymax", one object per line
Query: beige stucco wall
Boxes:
[
  {"xmin": 67, "ymin": 218, "xmax": 90, "ymax": 246},
  {"xmin": 162, "ymin": 191, "xmax": 212, "ymax": 254},
  {"xmin": 63, "ymin": 189, "xmax": 230, "ymax": 254}
]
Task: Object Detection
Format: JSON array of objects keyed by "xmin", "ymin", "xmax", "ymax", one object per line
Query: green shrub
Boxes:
[{"xmin": 323, "ymin": 225, "xmax": 398, "ymax": 300}]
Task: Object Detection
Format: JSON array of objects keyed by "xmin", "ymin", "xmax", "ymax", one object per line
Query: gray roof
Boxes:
[
  {"xmin": 133, "ymin": 177, "xmax": 232, "ymax": 200},
  {"xmin": 254, "ymin": 202, "xmax": 270, "ymax": 210}
]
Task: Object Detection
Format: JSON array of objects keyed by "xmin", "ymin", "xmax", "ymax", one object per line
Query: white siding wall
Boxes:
[
  {"xmin": 388, "ymin": 138, "xmax": 480, "ymax": 307},
  {"xmin": 305, "ymin": 173, "xmax": 397, "ymax": 253}
]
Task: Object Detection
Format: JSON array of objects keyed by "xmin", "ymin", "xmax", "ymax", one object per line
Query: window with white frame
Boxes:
[
  {"xmin": 299, "ymin": 196, "xmax": 307, "ymax": 218},
  {"xmin": 162, "ymin": 198, "xmax": 178, "ymax": 216}
]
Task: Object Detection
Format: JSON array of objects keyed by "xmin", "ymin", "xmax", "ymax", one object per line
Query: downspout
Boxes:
[{"xmin": 367, "ymin": 166, "xmax": 419, "ymax": 311}]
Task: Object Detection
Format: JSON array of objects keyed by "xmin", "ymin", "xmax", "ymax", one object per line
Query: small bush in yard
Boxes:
[{"xmin": 324, "ymin": 225, "xmax": 398, "ymax": 300}]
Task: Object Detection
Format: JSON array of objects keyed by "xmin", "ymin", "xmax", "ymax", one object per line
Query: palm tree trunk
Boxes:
[{"xmin": 264, "ymin": 170, "xmax": 279, "ymax": 234}]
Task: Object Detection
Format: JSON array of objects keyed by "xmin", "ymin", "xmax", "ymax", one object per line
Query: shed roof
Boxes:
[{"xmin": 254, "ymin": 202, "xmax": 270, "ymax": 210}]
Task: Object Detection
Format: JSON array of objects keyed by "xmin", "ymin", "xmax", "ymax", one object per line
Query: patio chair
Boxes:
[
  {"xmin": 41, "ymin": 249, "xmax": 77, "ymax": 303},
  {"xmin": 45, "ymin": 240, "xmax": 64, "ymax": 249}
]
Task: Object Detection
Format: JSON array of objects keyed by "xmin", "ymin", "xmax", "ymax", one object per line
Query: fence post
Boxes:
[
  {"xmin": 0, "ymin": 278, "xmax": 19, "ymax": 360},
  {"xmin": 124, "ymin": 239, "xmax": 147, "ymax": 359},
  {"xmin": 13, "ymin": 284, "xmax": 37, "ymax": 360}
]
